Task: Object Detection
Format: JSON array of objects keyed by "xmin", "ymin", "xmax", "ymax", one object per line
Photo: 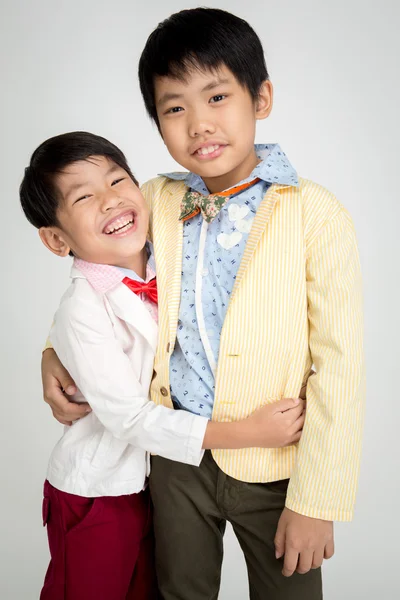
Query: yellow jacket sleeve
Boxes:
[{"xmin": 286, "ymin": 208, "xmax": 365, "ymax": 521}]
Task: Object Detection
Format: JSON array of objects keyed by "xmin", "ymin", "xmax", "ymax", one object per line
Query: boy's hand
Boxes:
[
  {"xmin": 42, "ymin": 348, "xmax": 91, "ymax": 425},
  {"xmin": 274, "ymin": 508, "xmax": 334, "ymax": 576},
  {"xmin": 299, "ymin": 381, "xmax": 308, "ymax": 401},
  {"xmin": 246, "ymin": 398, "xmax": 305, "ymax": 448}
]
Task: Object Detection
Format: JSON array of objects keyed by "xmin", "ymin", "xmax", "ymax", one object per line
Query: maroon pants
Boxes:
[{"xmin": 40, "ymin": 480, "xmax": 159, "ymax": 600}]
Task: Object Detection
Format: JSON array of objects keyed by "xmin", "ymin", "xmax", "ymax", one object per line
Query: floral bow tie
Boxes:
[
  {"xmin": 179, "ymin": 178, "xmax": 261, "ymax": 223},
  {"xmin": 180, "ymin": 190, "xmax": 227, "ymax": 223}
]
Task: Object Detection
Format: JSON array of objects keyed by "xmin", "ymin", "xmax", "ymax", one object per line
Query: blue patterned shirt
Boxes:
[{"xmin": 162, "ymin": 144, "xmax": 298, "ymax": 418}]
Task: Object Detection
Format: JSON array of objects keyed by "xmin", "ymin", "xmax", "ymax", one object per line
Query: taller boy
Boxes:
[
  {"xmin": 43, "ymin": 8, "xmax": 364, "ymax": 599},
  {"xmin": 139, "ymin": 8, "xmax": 364, "ymax": 598}
]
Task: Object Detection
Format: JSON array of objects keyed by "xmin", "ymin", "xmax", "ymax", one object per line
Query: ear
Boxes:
[
  {"xmin": 255, "ymin": 80, "xmax": 273, "ymax": 121},
  {"xmin": 39, "ymin": 227, "xmax": 71, "ymax": 257}
]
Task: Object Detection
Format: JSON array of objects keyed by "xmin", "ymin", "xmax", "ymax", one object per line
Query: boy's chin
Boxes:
[
  {"xmin": 189, "ymin": 162, "xmax": 231, "ymax": 179},
  {"xmin": 187, "ymin": 153, "xmax": 239, "ymax": 178}
]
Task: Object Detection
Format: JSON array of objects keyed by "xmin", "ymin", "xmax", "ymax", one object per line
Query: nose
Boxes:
[
  {"xmin": 188, "ymin": 109, "xmax": 216, "ymax": 138},
  {"xmin": 100, "ymin": 189, "xmax": 123, "ymax": 212}
]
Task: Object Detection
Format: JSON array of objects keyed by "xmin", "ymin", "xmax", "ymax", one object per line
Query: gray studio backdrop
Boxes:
[{"xmin": 1, "ymin": 0, "xmax": 399, "ymax": 598}]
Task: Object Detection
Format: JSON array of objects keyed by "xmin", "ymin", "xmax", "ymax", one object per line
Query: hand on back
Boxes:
[
  {"xmin": 42, "ymin": 349, "xmax": 91, "ymax": 425},
  {"xmin": 246, "ymin": 397, "xmax": 305, "ymax": 448}
]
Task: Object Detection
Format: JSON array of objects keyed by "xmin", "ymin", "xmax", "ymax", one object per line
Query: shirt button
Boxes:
[
  {"xmin": 160, "ymin": 387, "xmax": 169, "ymax": 397},
  {"xmin": 202, "ymin": 268, "xmax": 209, "ymax": 277}
]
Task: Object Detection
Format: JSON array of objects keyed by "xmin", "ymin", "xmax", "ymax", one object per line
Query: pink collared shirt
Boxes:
[{"xmin": 74, "ymin": 243, "xmax": 158, "ymax": 322}]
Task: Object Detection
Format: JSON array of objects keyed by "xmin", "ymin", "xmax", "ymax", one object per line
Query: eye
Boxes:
[
  {"xmin": 111, "ymin": 177, "xmax": 126, "ymax": 186},
  {"xmin": 73, "ymin": 194, "xmax": 91, "ymax": 204},
  {"xmin": 166, "ymin": 106, "xmax": 184, "ymax": 114},
  {"xmin": 210, "ymin": 94, "xmax": 226, "ymax": 103}
]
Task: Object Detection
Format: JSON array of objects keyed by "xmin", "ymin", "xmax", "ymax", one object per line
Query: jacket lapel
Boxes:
[
  {"xmin": 229, "ymin": 184, "xmax": 286, "ymax": 306},
  {"xmin": 105, "ymin": 284, "xmax": 158, "ymax": 354},
  {"xmin": 157, "ymin": 181, "xmax": 186, "ymax": 349}
]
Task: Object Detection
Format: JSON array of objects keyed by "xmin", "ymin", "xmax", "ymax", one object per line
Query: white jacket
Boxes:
[{"xmin": 47, "ymin": 259, "xmax": 208, "ymax": 497}]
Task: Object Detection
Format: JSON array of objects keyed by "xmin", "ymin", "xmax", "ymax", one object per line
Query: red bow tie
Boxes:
[{"xmin": 123, "ymin": 276, "xmax": 158, "ymax": 304}]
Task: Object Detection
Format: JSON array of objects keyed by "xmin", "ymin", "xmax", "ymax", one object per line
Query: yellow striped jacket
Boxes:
[{"xmin": 142, "ymin": 175, "xmax": 365, "ymax": 522}]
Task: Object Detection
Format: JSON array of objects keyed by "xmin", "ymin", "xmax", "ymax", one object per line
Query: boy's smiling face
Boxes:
[
  {"xmin": 155, "ymin": 65, "xmax": 273, "ymax": 193},
  {"xmin": 40, "ymin": 156, "xmax": 149, "ymax": 274}
]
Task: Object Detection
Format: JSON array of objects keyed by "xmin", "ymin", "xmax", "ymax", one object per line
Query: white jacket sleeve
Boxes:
[{"xmin": 50, "ymin": 294, "xmax": 208, "ymax": 466}]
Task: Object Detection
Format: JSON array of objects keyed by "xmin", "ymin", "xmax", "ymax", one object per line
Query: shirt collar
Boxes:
[
  {"xmin": 160, "ymin": 144, "xmax": 298, "ymax": 194},
  {"xmin": 73, "ymin": 241, "xmax": 155, "ymax": 293}
]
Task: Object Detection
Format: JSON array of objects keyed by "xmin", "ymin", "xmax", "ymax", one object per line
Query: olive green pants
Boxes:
[{"xmin": 150, "ymin": 451, "xmax": 322, "ymax": 600}]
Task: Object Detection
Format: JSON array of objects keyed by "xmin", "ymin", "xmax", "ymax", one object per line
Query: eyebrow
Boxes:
[
  {"xmin": 63, "ymin": 163, "xmax": 122, "ymax": 200},
  {"xmin": 157, "ymin": 77, "xmax": 231, "ymax": 107},
  {"xmin": 201, "ymin": 77, "xmax": 230, "ymax": 92},
  {"xmin": 157, "ymin": 92, "xmax": 184, "ymax": 108}
]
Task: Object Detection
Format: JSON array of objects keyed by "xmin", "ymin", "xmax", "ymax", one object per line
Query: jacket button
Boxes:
[
  {"xmin": 160, "ymin": 386, "xmax": 169, "ymax": 397},
  {"xmin": 166, "ymin": 343, "xmax": 170, "ymax": 353}
]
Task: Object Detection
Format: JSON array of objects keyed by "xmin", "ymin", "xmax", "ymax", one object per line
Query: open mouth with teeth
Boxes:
[
  {"xmin": 193, "ymin": 144, "xmax": 226, "ymax": 160},
  {"xmin": 103, "ymin": 212, "xmax": 136, "ymax": 235},
  {"xmin": 195, "ymin": 144, "xmax": 226, "ymax": 156},
  {"xmin": 196, "ymin": 144, "xmax": 220, "ymax": 156}
]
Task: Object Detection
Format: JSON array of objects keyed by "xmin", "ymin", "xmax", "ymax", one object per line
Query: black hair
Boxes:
[
  {"xmin": 20, "ymin": 131, "xmax": 137, "ymax": 230},
  {"xmin": 138, "ymin": 7, "xmax": 269, "ymax": 128}
]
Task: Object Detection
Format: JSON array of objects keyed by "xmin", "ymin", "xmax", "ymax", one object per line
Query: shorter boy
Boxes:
[{"xmin": 20, "ymin": 131, "xmax": 305, "ymax": 600}]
